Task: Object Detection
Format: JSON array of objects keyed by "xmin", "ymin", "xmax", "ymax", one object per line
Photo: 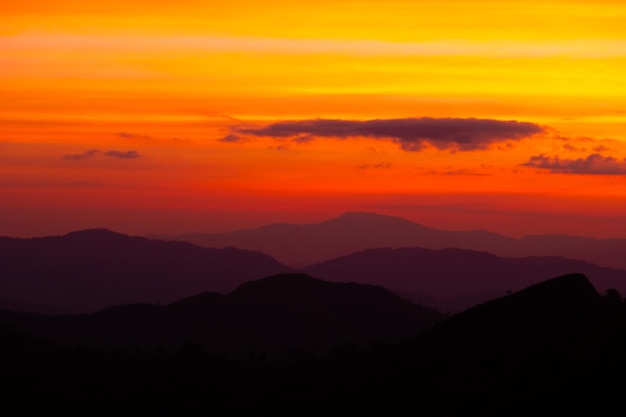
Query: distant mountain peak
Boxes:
[
  {"xmin": 327, "ymin": 211, "xmax": 425, "ymax": 228},
  {"xmin": 63, "ymin": 228, "xmax": 128, "ymax": 240},
  {"xmin": 337, "ymin": 211, "xmax": 387, "ymax": 219},
  {"xmin": 336, "ymin": 211, "xmax": 410, "ymax": 221}
]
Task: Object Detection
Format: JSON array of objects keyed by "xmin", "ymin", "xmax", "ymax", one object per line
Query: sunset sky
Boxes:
[{"xmin": 2, "ymin": 0, "xmax": 626, "ymax": 237}]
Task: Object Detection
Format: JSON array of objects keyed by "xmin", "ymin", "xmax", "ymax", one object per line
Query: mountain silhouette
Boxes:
[
  {"xmin": 0, "ymin": 229, "xmax": 292, "ymax": 313},
  {"xmin": 264, "ymin": 273, "xmax": 623, "ymax": 415},
  {"xmin": 156, "ymin": 211, "xmax": 626, "ymax": 270},
  {"xmin": 327, "ymin": 273, "xmax": 621, "ymax": 415},
  {"xmin": 5, "ymin": 272, "xmax": 626, "ymax": 416},
  {"xmin": 417, "ymin": 273, "xmax": 602, "ymax": 348},
  {"xmin": 303, "ymin": 247, "xmax": 626, "ymax": 312},
  {"xmin": 0, "ymin": 273, "xmax": 443, "ymax": 356}
]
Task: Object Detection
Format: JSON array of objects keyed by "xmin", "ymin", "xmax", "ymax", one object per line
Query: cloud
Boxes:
[
  {"xmin": 63, "ymin": 149, "xmax": 101, "ymax": 161},
  {"xmin": 415, "ymin": 166, "xmax": 491, "ymax": 176},
  {"xmin": 292, "ymin": 134, "xmax": 316, "ymax": 144},
  {"xmin": 523, "ymin": 153, "xmax": 626, "ymax": 175},
  {"xmin": 219, "ymin": 134, "xmax": 248, "ymax": 143},
  {"xmin": 105, "ymin": 150, "xmax": 142, "ymax": 159},
  {"xmin": 562, "ymin": 143, "xmax": 586, "ymax": 152},
  {"xmin": 593, "ymin": 145, "xmax": 613, "ymax": 153},
  {"xmin": 433, "ymin": 169, "xmax": 490, "ymax": 176},
  {"xmin": 268, "ymin": 145, "xmax": 292, "ymax": 152},
  {"xmin": 357, "ymin": 163, "xmax": 392, "ymax": 170},
  {"xmin": 118, "ymin": 132, "xmax": 153, "ymax": 141},
  {"xmin": 227, "ymin": 117, "xmax": 544, "ymax": 152},
  {"xmin": 63, "ymin": 149, "xmax": 142, "ymax": 161}
]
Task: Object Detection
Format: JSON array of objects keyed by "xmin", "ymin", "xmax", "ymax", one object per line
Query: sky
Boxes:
[{"xmin": 2, "ymin": 0, "xmax": 626, "ymax": 237}]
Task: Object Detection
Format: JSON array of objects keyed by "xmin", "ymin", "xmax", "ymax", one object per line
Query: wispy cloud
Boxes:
[
  {"xmin": 357, "ymin": 163, "xmax": 392, "ymax": 170},
  {"xmin": 268, "ymin": 145, "xmax": 292, "ymax": 152},
  {"xmin": 62, "ymin": 149, "xmax": 101, "ymax": 161},
  {"xmin": 105, "ymin": 150, "xmax": 142, "ymax": 159},
  {"xmin": 118, "ymin": 132, "xmax": 153, "ymax": 141},
  {"xmin": 523, "ymin": 153, "xmax": 626, "ymax": 175},
  {"xmin": 219, "ymin": 134, "xmax": 248, "ymax": 143},
  {"xmin": 63, "ymin": 149, "xmax": 143, "ymax": 161},
  {"xmin": 431, "ymin": 169, "xmax": 490, "ymax": 176},
  {"xmin": 225, "ymin": 117, "xmax": 544, "ymax": 152},
  {"xmin": 593, "ymin": 145, "xmax": 613, "ymax": 153},
  {"xmin": 562, "ymin": 143, "xmax": 586, "ymax": 152}
]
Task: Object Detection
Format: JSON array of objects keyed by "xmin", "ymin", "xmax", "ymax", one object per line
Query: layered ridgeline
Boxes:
[
  {"xmin": 0, "ymin": 229, "xmax": 291, "ymax": 313},
  {"xmin": 2, "ymin": 228, "xmax": 626, "ymax": 315},
  {"xmin": 4, "ymin": 274, "xmax": 626, "ymax": 415},
  {"xmin": 0, "ymin": 273, "xmax": 443, "ymax": 356},
  {"xmin": 156, "ymin": 212, "xmax": 626, "ymax": 269},
  {"xmin": 303, "ymin": 247, "xmax": 626, "ymax": 312}
]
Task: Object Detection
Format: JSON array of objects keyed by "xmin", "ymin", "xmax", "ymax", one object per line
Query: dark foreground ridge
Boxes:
[
  {"xmin": 3, "ymin": 273, "xmax": 626, "ymax": 416},
  {"xmin": 0, "ymin": 273, "xmax": 443, "ymax": 356}
]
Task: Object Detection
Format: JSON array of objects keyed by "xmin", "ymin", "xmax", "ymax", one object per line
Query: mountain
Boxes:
[
  {"xmin": 0, "ymin": 273, "xmax": 444, "ymax": 356},
  {"xmin": 324, "ymin": 273, "xmax": 623, "ymax": 415},
  {"xmin": 262, "ymin": 273, "xmax": 625, "ymax": 415},
  {"xmin": 156, "ymin": 211, "xmax": 626, "ymax": 269},
  {"xmin": 302, "ymin": 247, "xmax": 626, "ymax": 312},
  {"xmin": 516, "ymin": 233, "xmax": 626, "ymax": 269},
  {"xmin": 155, "ymin": 211, "xmax": 511, "ymax": 266},
  {"xmin": 0, "ymin": 229, "xmax": 292, "ymax": 313},
  {"xmin": 5, "ymin": 273, "xmax": 626, "ymax": 416}
]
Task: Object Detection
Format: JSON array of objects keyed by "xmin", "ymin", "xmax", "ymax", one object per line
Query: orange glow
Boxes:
[{"xmin": 2, "ymin": 0, "xmax": 626, "ymax": 237}]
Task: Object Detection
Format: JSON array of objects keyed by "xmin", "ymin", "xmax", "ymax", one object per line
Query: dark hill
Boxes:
[
  {"xmin": 0, "ymin": 229, "xmax": 292, "ymax": 313},
  {"xmin": 5, "ymin": 273, "xmax": 626, "ymax": 416},
  {"xmin": 303, "ymin": 247, "xmax": 626, "ymax": 312},
  {"xmin": 0, "ymin": 273, "xmax": 443, "ymax": 356},
  {"xmin": 269, "ymin": 273, "xmax": 622, "ymax": 415},
  {"xmin": 230, "ymin": 272, "xmax": 419, "ymax": 313},
  {"xmin": 417, "ymin": 273, "xmax": 602, "ymax": 351}
]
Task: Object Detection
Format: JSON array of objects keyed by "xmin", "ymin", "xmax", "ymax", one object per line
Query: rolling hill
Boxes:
[{"xmin": 0, "ymin": 229, "xmax": 292, "ymax": 313}]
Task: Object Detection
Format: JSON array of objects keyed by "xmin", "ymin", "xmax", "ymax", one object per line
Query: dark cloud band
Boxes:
[
  {"xmin": 224, "ymin": 117, "xmax": 544, "ymax": 151},
  {"xmin": 523, "ymin": 153, "xmax": 626, "ymax": 175},
  {"xmin": 105, "ymin": 150, "xmax": 142, "ymax": 159},
  {"xmin": 62, "ymin": 149, "xmax": 101, "ymax": 161},
  {"xmin": 63, "ymin": 149, "xmax": 143, "ymax": 161}
]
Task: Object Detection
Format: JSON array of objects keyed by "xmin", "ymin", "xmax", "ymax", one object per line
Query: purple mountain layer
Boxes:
[
  {"xmin": 158, "ymin": 212, "xmax": 626, "ymax": 269},
  {"xmin": 3, "ymin": 226, "xmax": 626, "ymax": 315},
  {"xmin": 0, "ymin": 229, "xmax": 292, "ymax": 313},
  {"xmin": 303, "ymin": 247, "xmax": 626, "ymax": 312}
]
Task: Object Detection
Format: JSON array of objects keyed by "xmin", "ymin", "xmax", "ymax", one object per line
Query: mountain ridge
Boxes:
[
  {"xmin": 0, "ymin": 230, "xmax": 292, "ymax": 314},
  {"xmin": 3, "ymin": 226, "xmax": 626, "ymax": 315},
  {"xmin": 0, "ymin": 272, "xmax": 444, "ymax": 356},
  {"xmin": 153, "ymin": 211, "xmax": 626, "ymax": 270},
  {"xmin": 302, "ymin": 246, "xmax": 626, "ymax": 312},
  {"xmin": 5, "ymin": 272, "xmax": 626, "ymax": 416}
]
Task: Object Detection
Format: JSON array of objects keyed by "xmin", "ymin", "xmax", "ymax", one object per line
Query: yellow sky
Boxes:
[{"xmin": 2, "ymin": 0, "xmax": 626, "ymax": 237}]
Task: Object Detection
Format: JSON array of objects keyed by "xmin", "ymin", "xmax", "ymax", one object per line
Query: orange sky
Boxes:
[{"xmin": 2, "ymin": 0, "xmax": 626, "ymax": 237}]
